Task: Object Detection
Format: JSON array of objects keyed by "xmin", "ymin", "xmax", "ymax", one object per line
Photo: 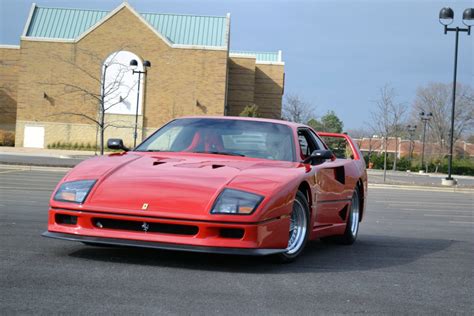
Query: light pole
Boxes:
[
  {"xmin": 130, "ymin": 59, "xmax": 151, "ymax": 148},
  {"xmin": 407, "ymin": 124, "xmax": 417, "ymax": 161},
  {"xmin": 420, "ymin": 111, "xmax": 432, "ymax": 172},
  {"xmin": 438, "ymin": 7, "xmax": 473, "ymax": 183}
]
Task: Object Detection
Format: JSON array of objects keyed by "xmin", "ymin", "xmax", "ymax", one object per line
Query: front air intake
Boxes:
[
  {"xmin": 55, "ymin": 214, "xmax": 78, "ymax": 225},
  {"xmin": 92, "ymin": 218, "xmax": 198, "ymax": 236}
]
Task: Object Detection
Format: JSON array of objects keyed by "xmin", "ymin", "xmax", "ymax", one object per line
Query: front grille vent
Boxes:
[
  {"xmin": 92, "ymin": 218, "xmax": 198, "ymax": 236},
  {"xmin": 56, "ymin": 214, "xmax": 78, "ymax": 225}
]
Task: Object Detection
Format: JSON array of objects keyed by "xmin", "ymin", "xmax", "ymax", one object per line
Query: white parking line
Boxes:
[
  {"xmin": 449, "ymin": 221, "xmax": 474, "ymax": 225},
  {"xmin": 400, "ymin": 208, "xmax": 473, "ymax": 213},
  {"xmin": 0, "ymin": 169, "xmax": 26, "ymax": 174},
  {"xmin": 381, "ymin": 202, "xmax": 473, "ymax": 207},
  {"xmin": 1, "ymin": 199, "xmax": 46, "ymax": 203},
  {"xmin": 424, "ymin": 214, "xmax": 473, "ymax": 218},
  {"xmin": 0, "ymin": 187, "xmax": 55, "ymax": 191}
]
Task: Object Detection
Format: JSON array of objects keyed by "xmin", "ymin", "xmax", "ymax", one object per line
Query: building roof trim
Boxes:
[
  {"xmin": 22, "ymin": 2, "xmax": 36, "ymax": 37},
  {"xmin": 0, "ymin": 44, "xmax": 21, "ymax": 49},
  {"xmin": 229, "ymin": 50, "xmax": 284, "ymax": 65},
  {"xmin": 22, "ymin": 2, "xmax": 229, "ymax": 51}
]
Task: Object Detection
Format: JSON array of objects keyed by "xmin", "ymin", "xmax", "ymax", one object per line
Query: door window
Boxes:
[
  {"xmin": 297, "ymin": 128, "xmax": 319, "ymax": 159},
  {"xmin": 308, "ymin": 130, "xmax": 327, "ymax": 150}
]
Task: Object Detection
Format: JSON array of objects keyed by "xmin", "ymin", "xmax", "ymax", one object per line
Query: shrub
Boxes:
[
  {"xmin": 239, "ymin": 104, "xmax": 260, "ymax": 117},
  {"xmin": 0, "ymin": 131, "xmax": 15, "ymax": 146},
  {"xmin": 395, "ymin": 157, "xmax": 411, "ymax": 171}
]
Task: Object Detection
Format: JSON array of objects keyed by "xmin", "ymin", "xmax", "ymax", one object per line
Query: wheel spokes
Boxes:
[{"xmin": 286, "ymin": 199, "xmax": 307, "ymax": 255}]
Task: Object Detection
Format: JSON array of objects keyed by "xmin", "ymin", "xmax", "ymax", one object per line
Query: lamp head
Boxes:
[
  {"xmin": 129, "ymin": 59, "xmax": 138, "ymax": 68},
  {"xmin": 462, "ymin": 8, "xmax": 474, "ymax": 26},
  {"xmin": 439, "ymin": 7, "xmax": 454, "ymax": 25}
]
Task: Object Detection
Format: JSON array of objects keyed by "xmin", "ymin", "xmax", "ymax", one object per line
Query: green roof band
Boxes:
[
  {"xmin": 26, "ymin": 6, "xmax": 227, "ymax": 47},
  {"xmin": 24, "ymin": 4, "xmax": 283, "ymax": 63}
]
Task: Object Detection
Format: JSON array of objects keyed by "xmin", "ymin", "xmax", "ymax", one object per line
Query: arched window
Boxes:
[{"xmin": 102, "ymin": 51, "xmax": 144, "ymax": 115}]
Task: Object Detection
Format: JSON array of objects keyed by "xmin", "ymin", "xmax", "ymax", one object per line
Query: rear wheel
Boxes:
[
  {"xmin": 275, "ymin": 191, "xmax": 310, "ymax": 263},
  {"xmin": 323, "ymin": 187, "xmax": 360, "ymax": 245}
]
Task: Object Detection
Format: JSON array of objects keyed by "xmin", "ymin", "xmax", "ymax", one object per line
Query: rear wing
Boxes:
[{"xmin": 317, "ymin": 132, "xmax": 362, "ymax": 161}]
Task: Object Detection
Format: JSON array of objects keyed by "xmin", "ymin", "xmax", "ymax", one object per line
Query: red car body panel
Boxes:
[{"xmin": 44, "ymin": 117, "xmax": 367, "ymax": 255}]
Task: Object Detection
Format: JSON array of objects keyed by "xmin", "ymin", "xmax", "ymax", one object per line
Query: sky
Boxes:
[{"xmin": 0, "ymin": 0, "xmax": 473, "ymax": 129}]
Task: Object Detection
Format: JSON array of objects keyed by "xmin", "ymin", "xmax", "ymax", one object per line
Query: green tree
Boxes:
[
  {"xmin": 307, "ymin": 118, "xmax": 323, "ymax": 131},
  {"xmin": 320, "ymin": 111, "xmax": 344, "ymax": 133}
]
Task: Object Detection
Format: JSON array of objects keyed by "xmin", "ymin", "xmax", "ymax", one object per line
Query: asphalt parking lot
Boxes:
[{"xmin": 0, "ymin": 166, "xmax": 472, "ymax": 314}]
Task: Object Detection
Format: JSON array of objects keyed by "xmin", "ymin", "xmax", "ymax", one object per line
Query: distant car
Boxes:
[{"xmin": 42, "ymin": 116, "xmax": 367, "ymax": 262}]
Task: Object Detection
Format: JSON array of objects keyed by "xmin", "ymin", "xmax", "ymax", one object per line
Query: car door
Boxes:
[{"xmin": 298, "ymin": 128, "xmax": 351, "ymax": 228}]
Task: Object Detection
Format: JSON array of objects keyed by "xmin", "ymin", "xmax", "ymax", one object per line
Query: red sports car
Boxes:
[{"xmin": 43, "ymin": 116, "xmax": 367, "ymax": 262}]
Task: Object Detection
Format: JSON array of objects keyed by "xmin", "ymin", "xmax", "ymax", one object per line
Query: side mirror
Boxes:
[
  {"xmin": 304, "ymin": 149, "xmax": 334, "ymax": 165},
  {"xmin": 107, "ymin": 138, "xmax": 129, "ymax": 151}
]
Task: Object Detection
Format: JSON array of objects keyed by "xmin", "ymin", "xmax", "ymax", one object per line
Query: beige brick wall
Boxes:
[
  {"xmin": 253, "ymin": 64, "xmax": 284, "ymax": 119},
  {"xmin": 15, "ymin": 6, "xmax": 228, "ymax": 147},
  {"xmin": 0, "ymin": 47, "xmax": 20, "ymax": 131},
  {"xmin": 227, "ymin": 56, "xmax": 284, "ymax": 118},
  {"xmin": 16, "ymin": 114, "xmax": 141, "ymax": 148},
  {"xmin": 10, "ymin": 5, "xmax": 284, "ymax": 147},
  {"xmin": 227, "ymin": 57, "xmax": 256, "ymax": 116}
]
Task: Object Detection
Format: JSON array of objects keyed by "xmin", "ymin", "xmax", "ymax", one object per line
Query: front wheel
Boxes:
[{"xmin": 275, "ymin": 191, "xmax": 310, "ymax": 263}]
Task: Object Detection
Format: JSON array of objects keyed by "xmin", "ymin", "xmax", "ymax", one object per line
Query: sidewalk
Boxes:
[
  {"xmin": 0, "ymin": 146, "xmax": 96, "ymax": 158},
  {"xmin": 367, "ymin": 169, "xmax": 474, "ymax": 188},
  {"xmin": 0, "ymin": 146, "xmax": 95, "ymax": 167}
]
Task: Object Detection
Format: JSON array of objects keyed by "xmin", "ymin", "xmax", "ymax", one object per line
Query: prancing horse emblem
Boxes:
[
  {"xmin": 142, "ymin": 203, "xmax": 149, "ymax": 210},
  {"xmin": 141, "ymin": 222, "xmax": 150, "ymax": 232}
]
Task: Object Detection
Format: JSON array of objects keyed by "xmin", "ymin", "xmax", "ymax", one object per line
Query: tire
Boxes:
[
  {"xmin": 324, "ymin": 187, "xmax": 361, "ymax": 245},
  {"xmin": 275, "ymin": 191, "xmax": 311, "ymax": 263}
]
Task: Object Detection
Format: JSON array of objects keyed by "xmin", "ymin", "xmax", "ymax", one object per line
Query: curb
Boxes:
[
  {"xmin": 0, "ymin": 164, "xmax": 71, "ymax": 172},
  {"xmin": 368, "ymin": 183, "xmax": 474, "ymax": 193}
]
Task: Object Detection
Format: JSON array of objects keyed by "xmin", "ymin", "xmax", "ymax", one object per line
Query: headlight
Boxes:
[
  {"xmin": 53, "ymin": 180, "xmax": 96, "ymax": 203},
  {"xmin": 211, "ymin": 189, "xmax": 264, "ymax": 215}
]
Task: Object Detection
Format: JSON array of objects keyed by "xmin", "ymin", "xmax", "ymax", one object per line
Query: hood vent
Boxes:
[
  {"xmin": 212, "ymin": 164, "xmax": 225, "ymax": 169},
  {"xmin": 153, "ymin": 161, "xmax": 166, "ymax": 166}
]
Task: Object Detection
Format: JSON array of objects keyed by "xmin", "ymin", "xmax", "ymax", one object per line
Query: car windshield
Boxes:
[{"xmin": 136, "ymin": 118, "xmax": 295, "ymax": 161}]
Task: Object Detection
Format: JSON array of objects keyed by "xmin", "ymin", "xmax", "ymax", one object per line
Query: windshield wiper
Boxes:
[{"xmin": 192, "ymin": 151, "xmax": 245, "ymax": 157}]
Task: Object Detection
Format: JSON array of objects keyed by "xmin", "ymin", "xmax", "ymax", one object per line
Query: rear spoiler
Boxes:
[{"xmin": 317, "ymin": 132, "xmax": 362, "ymax": 160}]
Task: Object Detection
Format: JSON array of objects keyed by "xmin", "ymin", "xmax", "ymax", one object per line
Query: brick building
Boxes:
[
  {"xmin": 0, "ymin": 2, "xmax": 285, "ymax": 148},
  {"xmin": 355, "ymin": 137, "xmax": 474, "ymax": 159}
]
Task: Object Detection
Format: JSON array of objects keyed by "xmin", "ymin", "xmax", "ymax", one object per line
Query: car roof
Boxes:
[{"xmin": 178, "ymin": 116, "xmax": 307, "ymax": 129}]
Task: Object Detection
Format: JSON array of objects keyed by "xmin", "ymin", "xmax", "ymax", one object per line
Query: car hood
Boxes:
[{"xmin": 59, "ymin": 152, "xmax": 306, "ymax": 219}]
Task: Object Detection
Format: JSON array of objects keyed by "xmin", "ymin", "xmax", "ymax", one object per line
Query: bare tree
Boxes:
[
  {"xmin": 39, "ymin": 48, "xmax": 136, "ymax": 154},
  {"xmin": 369, "ymin": 84, "xmax": 407, "ymax": 179},
  {"xmin": 412, "ymin": 82, "xmax": 474, "ymax": 156},
  {"xmin": 282, "ymin": 94, "xmax": 316, "ymax": 123}
]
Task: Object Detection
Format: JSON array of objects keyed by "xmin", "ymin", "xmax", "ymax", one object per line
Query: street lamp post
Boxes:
[
  {"xmin": 438, "ymin": 7, "xmax": 473, "ymax": 183},
  {"xmin": 420, "ymin": 111, "xmax": 432, "ymax": 172},
  {"xmin": 407, "ymin": 124, "xmax": 417, "ymax": 161},
  {"xmin": 130, "ymin": 59, "xmax": 151, "ymax": 148}
]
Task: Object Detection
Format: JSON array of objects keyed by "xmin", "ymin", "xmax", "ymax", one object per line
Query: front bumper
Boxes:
[
  {"xmin": 44, "ymin": 208, "xmax": 289, "ymax": 255},
  {"xmin": 42, "ymin": 231, "xmax": 285, "ymax": 255}
]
